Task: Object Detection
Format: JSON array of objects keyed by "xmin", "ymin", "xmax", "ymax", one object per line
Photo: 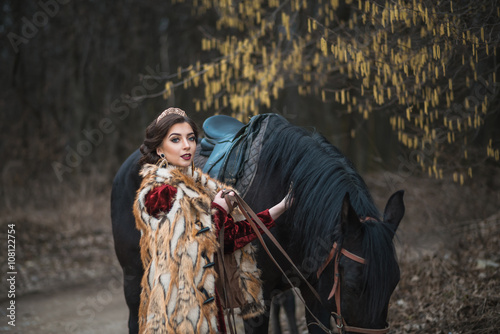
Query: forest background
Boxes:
[{"xmin": 1, "ymin": 0, "xmax": 499, "ymax": 333}]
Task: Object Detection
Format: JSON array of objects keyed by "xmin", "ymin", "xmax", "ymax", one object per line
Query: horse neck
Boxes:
[{"xmin": 256, "ymin": 118, "xmax": 381, "ymax": 264}]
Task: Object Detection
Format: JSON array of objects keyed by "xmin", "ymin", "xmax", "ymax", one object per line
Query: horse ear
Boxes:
[
  {"xmin": 383, "ymin": 190, "xmax": 405, "ymax": 234},
  {"xmin": 340, "ymin": 192, "xmax": 362, "ymax": 239}
]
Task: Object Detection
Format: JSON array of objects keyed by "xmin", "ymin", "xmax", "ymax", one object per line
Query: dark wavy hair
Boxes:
[{"xmin": 139, "ymin": 109, "xmax": 199, "ymax": 165}]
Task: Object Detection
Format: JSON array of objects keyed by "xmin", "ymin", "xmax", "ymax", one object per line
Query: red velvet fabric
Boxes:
[
  {"xmin": 211, "ymin": 203, "xmax": 274, "ymax": 252},
  {"xmin": 144, "ymin": 184, "xmax": 177, "ymax": 217},
  {"xmin": 144, "ymin": 184, "xmax": 275, "ymax": 252}
]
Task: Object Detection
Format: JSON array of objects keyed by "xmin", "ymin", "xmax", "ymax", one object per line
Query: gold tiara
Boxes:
[{"xmin": 156, "ymin": 107, "xmax": 187, "ymax": 123}]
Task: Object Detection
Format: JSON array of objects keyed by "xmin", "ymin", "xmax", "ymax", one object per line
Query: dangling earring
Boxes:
[{"xmin": 157, "ymin": 153, "xmax": 168, "ymax": 168}]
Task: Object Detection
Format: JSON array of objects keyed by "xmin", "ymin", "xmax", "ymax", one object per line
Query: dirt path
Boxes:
[
  {"xmin": 1, "ymin": 276, "xmax": 128, "ymax": 334},
  {"xmin": 4, "ymin": 280, "xmax": 306, "ymax": 334}
]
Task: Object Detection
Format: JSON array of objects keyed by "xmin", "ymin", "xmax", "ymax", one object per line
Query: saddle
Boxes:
[{"xmin": 200, "ymin": 113, "xmax": 274, "ymax": 196}]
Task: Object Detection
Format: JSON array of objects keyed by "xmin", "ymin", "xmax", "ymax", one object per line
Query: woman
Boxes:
[{"xmin": 133, "ymin": 107, "xmax": 290, "ymax": 334}]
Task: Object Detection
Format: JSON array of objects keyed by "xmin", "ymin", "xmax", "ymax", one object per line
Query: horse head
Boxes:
[{"xmin": 319, "ymin": 190, "xmax": 405, "ymax": 332}]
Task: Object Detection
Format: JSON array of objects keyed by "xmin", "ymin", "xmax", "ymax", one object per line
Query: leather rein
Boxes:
[
  {"xmin": 316, "ymin": 243, "xmax": 390, "ymax": 334},
  {"xmin": 222, "ymin": 191, "xmax": 390, "ymax": 334}
]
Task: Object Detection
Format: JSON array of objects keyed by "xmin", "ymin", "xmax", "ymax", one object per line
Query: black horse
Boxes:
[{"xmin": 111, "ymin": 114, "xmax": 405, "ymax": 333}]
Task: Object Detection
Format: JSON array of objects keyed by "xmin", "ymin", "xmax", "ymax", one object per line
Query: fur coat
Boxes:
[{"xmin": 133, "ymin": 164, "xmax": 264, "ymax": 333}]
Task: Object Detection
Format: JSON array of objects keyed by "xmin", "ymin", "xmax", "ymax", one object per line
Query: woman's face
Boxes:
[{"xmin": 156, "ymin": 122, "xmax": 196, "ymax": 168}]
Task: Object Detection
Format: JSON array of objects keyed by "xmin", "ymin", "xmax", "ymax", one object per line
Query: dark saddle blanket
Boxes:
[{"xmin": 199, "ymin": 113, "xmax": 274, "ymax": 196}]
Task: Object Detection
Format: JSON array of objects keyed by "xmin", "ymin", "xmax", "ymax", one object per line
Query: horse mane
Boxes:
[
  {"xmin": 259, "ymin": 115, "xmax": 398, "ymax": 320},
  {"xmin": 360, "ymin": 220, "xmax": 400, "ymax": 321},
  {"xmin": 259, "ymin": 116, "xmax": 380, "ymax": 259}
]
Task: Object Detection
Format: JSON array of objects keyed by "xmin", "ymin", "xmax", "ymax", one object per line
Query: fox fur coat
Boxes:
[{"xmin": 133, "ymin": 164, "xmax": 265, "ymax": 333}]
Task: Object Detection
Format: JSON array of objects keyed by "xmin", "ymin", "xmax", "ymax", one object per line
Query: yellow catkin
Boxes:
[
  {"xmin": 321, "ymin": 37, "xmax": 328, "ymax": 56},
  {"xmin": 163, "ymin": 81, "xmax": 173, "ymax": 99},
  {"xmin": 155, "ymin": 0, "xmax": 499, "ymax": 180}
]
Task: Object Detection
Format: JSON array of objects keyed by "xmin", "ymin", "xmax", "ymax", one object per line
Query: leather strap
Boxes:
[
  {"xmin": 221, "ymin": 192, "xmax": 390, "ymax": 334},
  {"xmin": 316, "ymin": 242, "xmax": 366, "ymax": 280},
  {"xmin": 343, "ymin": 326, "xmax": 391, "ymax": 334},
  {"xmin": 317, "ymin": 243, "xmax": 390, "ymax": 334},
  {"xmin": 223, "ymin": 192, "xmax": 321, "ymax": 299},
  {"xmin": 217, "ymin": 224, "xmax": 237, "ymax": 334},
  {"xmin": 222, "ymin": 191, "xmax": 333, "ymax": 334}
]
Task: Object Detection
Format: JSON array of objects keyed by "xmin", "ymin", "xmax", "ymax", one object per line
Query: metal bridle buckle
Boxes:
[{"xmin": 332, "ymin": 312, "xmax": 344, "ymax": 329}]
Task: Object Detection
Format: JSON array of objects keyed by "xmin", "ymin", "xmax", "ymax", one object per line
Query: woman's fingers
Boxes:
[{"xmin": 214, "ymin": 189, "xmax": 236, "ymax": 212}]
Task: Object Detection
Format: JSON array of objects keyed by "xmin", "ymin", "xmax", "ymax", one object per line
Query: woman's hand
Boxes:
[
  {"xmin": 213, "ymin": 190, "xmax": 236, "ymax": 213},
  {"xmin": 269, "ymin": 192, "xmax": 293, "ymax": 221}
]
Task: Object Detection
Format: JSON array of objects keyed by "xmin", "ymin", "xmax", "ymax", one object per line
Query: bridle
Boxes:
[
  {"xmin": 316, "ymin": 242, "xmax": 390, "ymax": 334},
  {"xmin": 223, "ymin": 192, "xmax": 391, "ymax": 334}
]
